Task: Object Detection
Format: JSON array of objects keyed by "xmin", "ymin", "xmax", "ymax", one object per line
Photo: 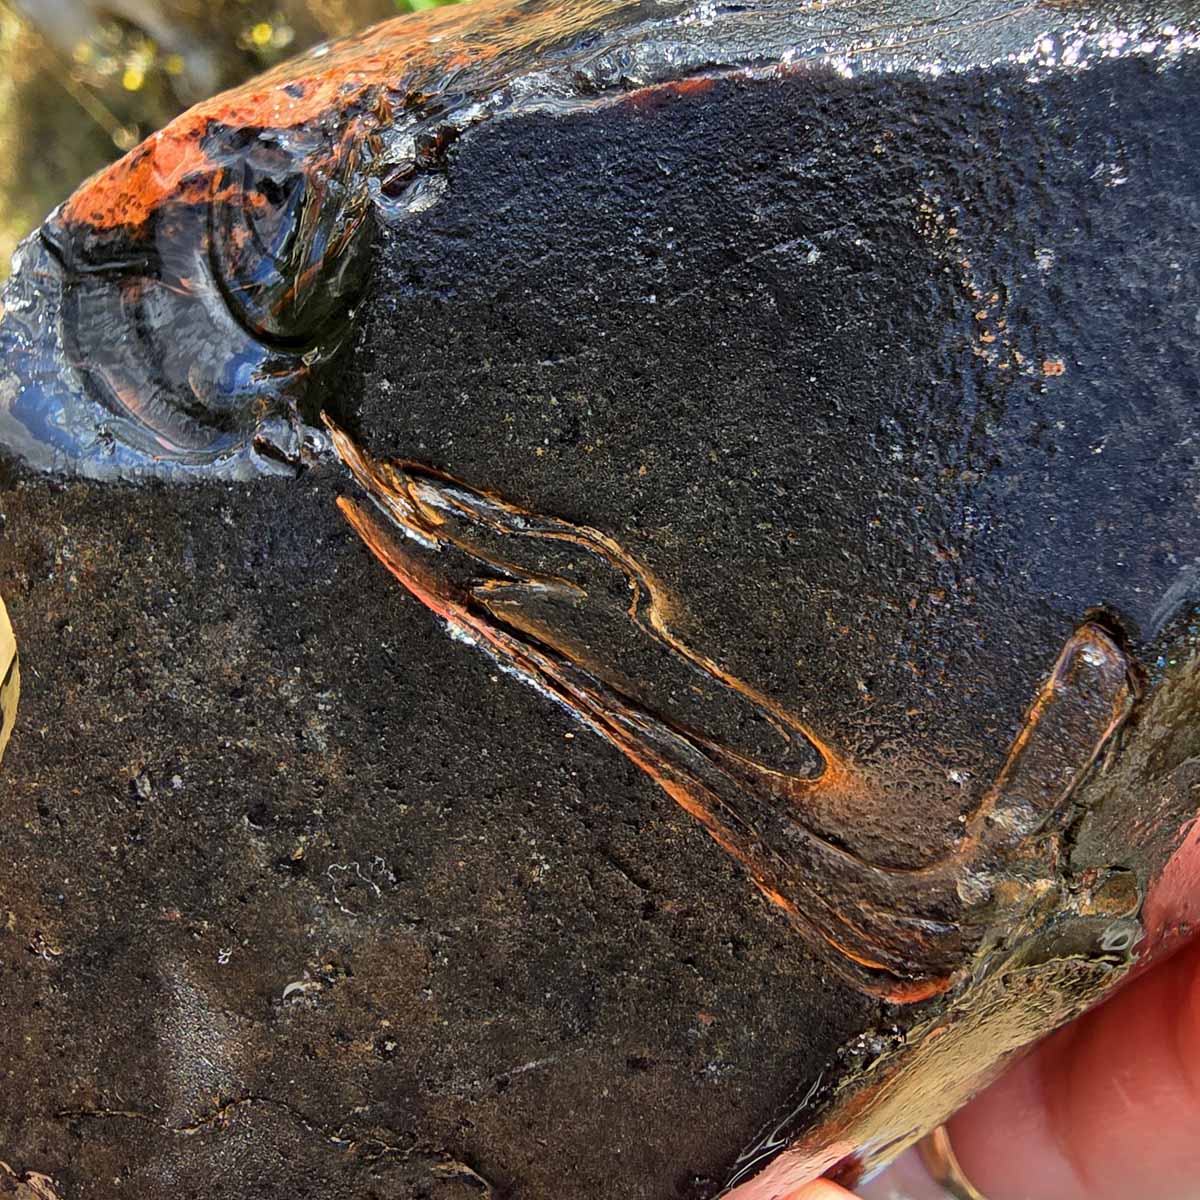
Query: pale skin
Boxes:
[{"xmin": 789, "ymin": 935, "xmax": 1200, "ymax": 1200}]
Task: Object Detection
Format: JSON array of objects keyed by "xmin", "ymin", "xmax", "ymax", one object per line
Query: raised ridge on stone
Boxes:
[{"xmin": 330, "ymin": 421, "xmax": 1136, "ymax": 1004}]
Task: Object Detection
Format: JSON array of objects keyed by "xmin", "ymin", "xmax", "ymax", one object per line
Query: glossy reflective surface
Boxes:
[
  {"xmin": 5, "ymin": 0, "xmax": 1199, "ymax": 479},
  {"xmin": 2, "ymin": 2, "xmax": 1200, "ymax": 1197},
  {"xmin": 0, "ymin": 0, "xmax": 654, "ymax": 478},
  {"xmin": 0, "ymin": 121, "xmax": 372, "ymax": 478},
  {"xmin": 331, "ymin": 421, "xmax": 1137, "ymax": 1004}
]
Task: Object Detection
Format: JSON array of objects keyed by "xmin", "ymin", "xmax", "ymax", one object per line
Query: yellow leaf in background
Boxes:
[{"xmin": 0, "ymin": 593, "xmax": 18, "ymax": 768}]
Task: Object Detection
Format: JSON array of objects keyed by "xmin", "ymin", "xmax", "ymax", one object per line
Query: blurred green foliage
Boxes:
[{"xmin": 0, "ymin": 0, "xmax": 464, "ymax": 272}]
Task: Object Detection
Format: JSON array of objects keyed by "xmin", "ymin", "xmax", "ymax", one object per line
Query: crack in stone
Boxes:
[{"xmin": 54, "ymin": 1096, "xmax": 410, "ymax": 1159}]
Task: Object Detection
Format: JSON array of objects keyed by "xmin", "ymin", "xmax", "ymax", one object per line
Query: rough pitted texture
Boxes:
[
  {"xmin": 2, "ymin": 2, "xmax": 1200, "ymax": 1198},
  {"xmin": 344, "ymin": 54, "xmax": 1200, "ymax": 863},
  {"xmin": 0, "ymin": 475, "xmax": 872, "ymax": 1199}
]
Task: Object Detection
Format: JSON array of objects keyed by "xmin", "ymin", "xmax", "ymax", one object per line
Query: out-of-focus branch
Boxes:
[
  {"xmin": 0, "ymin": 0, "xmax": 139, "ymax": 148},
  {"xmin": 7, "ymin": 0, "xmax": 216, "ymax": 100}
]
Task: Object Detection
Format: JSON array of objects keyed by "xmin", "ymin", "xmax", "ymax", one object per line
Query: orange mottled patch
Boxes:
[
  {"xmin": 63, "ymin": 0, "xmax": 636, "ymax": 232},
  {"xmin": 625, "ymin": 73, "xmax": 718, "ymax": 110}
]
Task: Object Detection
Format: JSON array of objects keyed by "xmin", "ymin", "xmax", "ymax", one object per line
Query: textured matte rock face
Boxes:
[{"xmin": 2, "ymin": 3, "xmax": 1200, "ymax": 1198}]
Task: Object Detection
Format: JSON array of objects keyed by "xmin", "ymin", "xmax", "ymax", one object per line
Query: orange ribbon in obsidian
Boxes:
[{"xmin": 326, "ymin": 417, "xmax": 1136, "ymax": 1003}]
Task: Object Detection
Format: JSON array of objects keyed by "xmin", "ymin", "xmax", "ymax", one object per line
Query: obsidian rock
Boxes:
[{"xmin": 2, "ymin": 3, "xmax": 1200, "ymax": 1198}]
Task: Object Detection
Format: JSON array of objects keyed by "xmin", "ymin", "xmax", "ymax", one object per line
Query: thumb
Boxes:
[
  {"xmin": 778, "ymin": 936, "xmax": 1200, "ymax": 1200},
  {"xmin": 945, "ymin": 932, "xmax": 1200, "ymax": 1200}
]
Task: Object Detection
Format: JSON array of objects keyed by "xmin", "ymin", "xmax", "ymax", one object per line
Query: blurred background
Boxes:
[{"xmin": 0, "ymin": 0, "xmax": 463, "ymax": 274}]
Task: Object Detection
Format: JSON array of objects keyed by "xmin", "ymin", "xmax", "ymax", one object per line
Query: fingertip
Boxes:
[{"xmin": 782, "ymin": 1181, "xmax": 855, "ymax": 1200}]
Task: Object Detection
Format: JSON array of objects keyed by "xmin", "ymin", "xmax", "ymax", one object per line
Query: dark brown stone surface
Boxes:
[
  {"xmin": 2, "ymin": 2, "xmax": 1200, "ymax": 1197},
  {"xmin": 0, "ymin": 471, "xmax": 878, "ymax": 1199}
]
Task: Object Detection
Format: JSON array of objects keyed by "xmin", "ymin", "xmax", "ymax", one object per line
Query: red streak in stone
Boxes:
[
  {"xmin": 624, "ymin": 74, "xmax": 719, "ymax": 110},
  {"xmin": 328, "ymin": 422, "xmax": 1137, "ymax": 1008},
  {"xmin": 61, "ymin": 0, "xmax": 639, "ymax": 232}
]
